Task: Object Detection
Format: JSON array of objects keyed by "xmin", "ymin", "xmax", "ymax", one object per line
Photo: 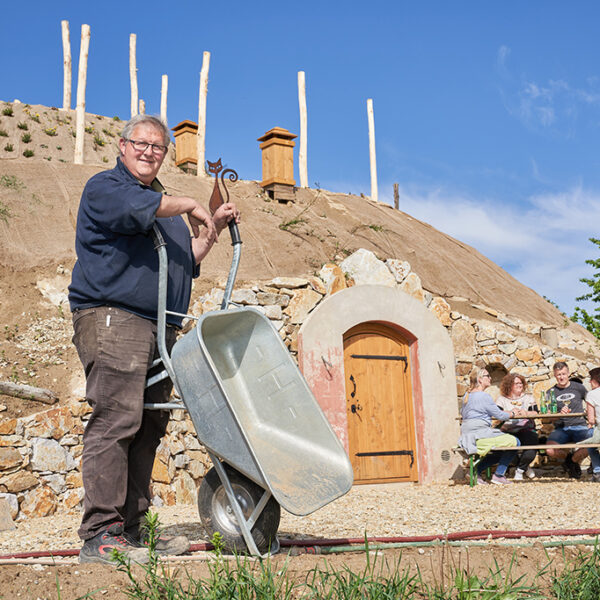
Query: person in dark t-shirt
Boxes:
[{"xmin": 546, "ymin": 361, "xmax": 596, "ymax": 479}]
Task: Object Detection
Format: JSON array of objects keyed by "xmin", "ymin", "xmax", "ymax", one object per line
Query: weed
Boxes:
[
  {"xmin": 2, "ymin": 106, "xmax": 13, "ymax": 116},
  {"xmin": 17, "ymin": 122, "xmax": 28, "ymax": 130},
  {"xmin": 21, "ymin": 133, "xmax": 31, "ymax": 143},
  {"xmin": 102, "ymin": 157, "xmax": 109, "ymax": 163},
  {"xmin": 0, "ymin": 130, "xmax": 7, "ymax": 137},
  {"xmin": 40, "ymin": 144, "xmax": 48, "ymax": 148},
  {"xmin": 112, "ymin": 115, "xmax": 121, "ymax": 121},
  {"xmin": 368, "ymin": 224, "xmax": 384, "ymax": 232},
  {"xmin": 85, "ymin": 126, "xmax": 93, "ymax": 134},
  {"xmin": 0, "ymin": 202, "xmax": 10, "ymax": 223},
  {"xmin": 279, "ymin": 216, "xmax": 307, "ymax": 231},
  {"xmin": 102, "ymin": 128, "xmax": 115, "ymax": 138},
  {"xmin": 3, "ymin": 143, "xmax": 13, "ymax": 152},
  {"xmin": 44, "ymin": 127, "xmax": 58, "ymax": 136},
  {"xmin": 23, "ymin": 149, "xmax": 34, "ymax": 158},
  {"xmin": 56, "ymin": 145, "xmax": 62, "ymax": 150},
  {"xmin": 45, "ymin": 156, "xmax": 52, "ymax": 161},
  {"xmin": 0, "ymin": 175, "xmax": 25, "ymax": 190},
  {"xmin": 71, "ymin": 130, "xmax": 76, "ymax": 138},
  {"xmin": 30, "ymin": 113, "xmax": 41, "ymax": 123},
  {"xmin": 93, "ymin": 134, "xmax": 105, "ymax": 147},
  {"xmin": 59, "ymin": 158, "xmax": 66, "ymax": 163}
]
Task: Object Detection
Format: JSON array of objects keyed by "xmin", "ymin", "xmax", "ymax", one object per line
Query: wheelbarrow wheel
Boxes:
[{"xmin": 198, "ymin": 464, "xmax": 280, "ymax": 554}]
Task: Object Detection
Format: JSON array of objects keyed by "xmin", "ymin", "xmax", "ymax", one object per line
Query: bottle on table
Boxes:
[
  {"xmin": 550, "ymin": 390, "xmax": 558, "ymax": 413},
  {"xmin": 539, "ymin": 390, "xmax": 547, "ymax": 414}
]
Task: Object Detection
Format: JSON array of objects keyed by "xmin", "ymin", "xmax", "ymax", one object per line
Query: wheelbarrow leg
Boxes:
[{"xmin": 209, "ymin": 452, "xmax": 274, "ymax": 557}]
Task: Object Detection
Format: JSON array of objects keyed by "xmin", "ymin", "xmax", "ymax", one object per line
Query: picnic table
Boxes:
[{"xmin": 455, "ymin": 412, "xmax": 600, "ymax": 486}]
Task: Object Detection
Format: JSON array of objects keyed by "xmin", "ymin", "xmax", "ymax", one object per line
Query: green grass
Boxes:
[
  {"xmin": 17, "ymin": 122, "xmax": 28, "ymax": 130},
  {"xmin": 21, "ymin": 133, "xmax": 31, "ymax": 143},
  {"xmin": 22, "ymin": 149, "xmax": 34, "ymax": 158},
  {"xmin": 3, "ymin": 143, "xmax": 13, "ymax": 152},
  {"xmin": 2, "ymin": 106, "xmax": 13, "ymax": 116},
  {"xmin": 73, "ymin": 513, "xmax": 600, "ymax": 599},
  {"xmin": 0, "ymin": 130, "xmax": 7, "ymax": 137}
]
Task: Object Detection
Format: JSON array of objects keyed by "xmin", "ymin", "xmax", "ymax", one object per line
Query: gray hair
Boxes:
[{"xmin": 121, "ymin": 114, "xmax": 170, "ymax": 146}]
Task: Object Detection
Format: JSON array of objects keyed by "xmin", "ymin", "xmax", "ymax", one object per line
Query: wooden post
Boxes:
[
  {"xmin": 393, "ymin": 183, "xmax": 399, "ymax": 210},
  {"xmin": 160, "ymin": 74, "xmax": 168, "ymax": 123},
  {"xmin": 139, "ymin": 99, "xmax": 145, "ymax": 115},
  {"xmin": 197, "ymin": 51, "xmax": 210, "ymax": 177},
  {"xmin": 297, "ymin": 71, "xmax": 308, "ymax": 188},
  {"xmin": 61, "ymin": 20, "xmax": 71, "ymax": 111},
  {"xmin": 367, "ymin": 98, "xmax": 378, "ymax": 202},
  {"xmin": 74, "ymin": 24, "xmax": 90, "ymax": 165},
  {"xmin": 129, "ymin": 33, "xmax": 138, "ymax": 118}
]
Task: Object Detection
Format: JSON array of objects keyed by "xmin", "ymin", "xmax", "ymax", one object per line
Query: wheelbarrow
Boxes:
[{"xmin": 145, "ymin": 159, "xmax": 353, "ymax": 556}]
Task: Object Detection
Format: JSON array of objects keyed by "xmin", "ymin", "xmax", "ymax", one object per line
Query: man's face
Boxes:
[
  {"xmin": 554, "ymin": 367, "xmax": 570, "ymax": 388},
  {"xmin": 119, "ymin": 124, "xmax": 167, "ymax": 185}
]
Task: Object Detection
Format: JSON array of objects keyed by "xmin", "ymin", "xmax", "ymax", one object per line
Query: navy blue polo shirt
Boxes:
[{"xmin": 68, "ymin": 158, "xmax": 198, "ymax": 327}]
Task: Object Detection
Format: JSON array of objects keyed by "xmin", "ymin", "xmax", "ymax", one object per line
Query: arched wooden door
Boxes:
[{"xmin": 343, "ymin": 322, "xmax": 418, "ymax": 483}]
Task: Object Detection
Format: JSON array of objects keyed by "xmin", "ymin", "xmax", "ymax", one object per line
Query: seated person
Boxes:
[
  {"xmin": 546, "ymin": 361, "xmax": 597, "ymax": 479},
  {"xmin": 496, "ymin": 373, "xmax": 539, "ymax": 480},
  {"xmin": 584, "ymin": 367, "xmax": 600, "ymax": 482},
  {"xmin": 459, "ymin": 368, "xmax": 525, "ymax": 485}
]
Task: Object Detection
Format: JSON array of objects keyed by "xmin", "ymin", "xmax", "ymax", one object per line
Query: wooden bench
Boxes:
[{"xmin": 454, "ymin": 443, "xmax": 600, "ymax": 487}]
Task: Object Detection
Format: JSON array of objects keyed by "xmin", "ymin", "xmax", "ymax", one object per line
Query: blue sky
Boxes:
[{"xmin": 2, "ymin": 1, "xmax": 600, "ymax": 318}]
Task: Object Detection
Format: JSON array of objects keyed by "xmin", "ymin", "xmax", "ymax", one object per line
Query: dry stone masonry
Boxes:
[{"xmin": 1, "ymin": 248, "xmax": 598, "ymax": 520}]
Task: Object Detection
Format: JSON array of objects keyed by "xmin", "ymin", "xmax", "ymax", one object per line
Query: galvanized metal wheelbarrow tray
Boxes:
[{"xmin": 146, "ymin": 160, "xmax": 353, "ymax": 556}]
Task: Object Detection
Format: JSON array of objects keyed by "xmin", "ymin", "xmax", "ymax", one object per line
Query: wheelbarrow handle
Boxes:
[{"xmin": 228, "ymin": 219, "xmax": 241, "ymax": 246}]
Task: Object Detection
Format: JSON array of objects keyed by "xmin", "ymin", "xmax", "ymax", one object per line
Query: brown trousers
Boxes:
[{"xmin": 72, "ymin": 306, "xmax": 177, "ymax": 540}]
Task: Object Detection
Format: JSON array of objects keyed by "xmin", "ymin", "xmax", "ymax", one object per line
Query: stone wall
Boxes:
[{"xmin": 2, "ymin": 247, "xmax": 598, "ymax": 520}]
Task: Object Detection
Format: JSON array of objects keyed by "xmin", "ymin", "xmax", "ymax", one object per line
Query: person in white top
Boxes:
[{"xmin": 585, "ymin": 367, "xmax": 600, "ymax": 482}]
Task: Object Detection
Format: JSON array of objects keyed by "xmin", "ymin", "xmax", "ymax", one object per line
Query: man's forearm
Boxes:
[{"xmin": 156, "ymin": 195, "xmax": 197, "ymax": 218}]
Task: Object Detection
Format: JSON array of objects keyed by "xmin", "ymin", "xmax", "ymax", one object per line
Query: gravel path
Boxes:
[{"xmin": 1, "ymin": 479, "xmax": 598, "ymax": 555}]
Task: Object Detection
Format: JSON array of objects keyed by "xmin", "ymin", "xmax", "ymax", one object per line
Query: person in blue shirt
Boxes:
[
  {"xmin": 69, "ymin": 114, "xmax": 239, "ymax": 564},
  {"xmin": 459, "ymin": 369, "xmax": 528, "ymax": 485}
]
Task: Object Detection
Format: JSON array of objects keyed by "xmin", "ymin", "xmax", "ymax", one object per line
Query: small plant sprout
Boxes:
[
  {"xmin": 93, "ymin": 134, "xmax": 105, "ymax": 147},
  {"xmin": 30, "ymin": 113, "xmax": 41, "ymax": 123},
  {"xmin": 17, "ymin": 122, "xmax": 28, "ymax": 130},
  {"xmin": 23, "ymin": 149, "xmax": 34, "ymax": 158},
  {"xmin": 2, "ymin": 106, "xmax": 13, "ymax": 117},
  {"xmin": 0, "ymin": 130, "xmax": 7, "ymax": 137},
  {"xmin": 44, "ymin": 127, "xmax": 57, "ymax": 136},
  {"xmin": 85, "ymin": 126, "xmax": 93, "ymax": 134},
  {"xmin": 3, "ymin": 143, "xmax": 13, "ymax": 152},
  {"xmin": 21, "ymin": 133, "xmax": 31, "ymax": 143}
]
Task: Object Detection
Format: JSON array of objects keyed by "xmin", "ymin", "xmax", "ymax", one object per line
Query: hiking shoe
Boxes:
[
  {"xmin": 592, "ymin": 472, "xmax": 600, "ymax": 483},
  {"xmin": 491, "ymin": 474, "xmax": 513, "ymax": 485},
  {"xmin": 125, "ymin": 526, "xmax": 190, "ymax": 556},
  {"xmin": 513, "ymin": 468, "xmax": 524, "ymax": 481},
  {"xmin": 525, "ymin": 467, "xmax": 536, "ymax": 479},
  {"xmin": 563, "ymin": 454, "xmax": 582, "ymax": 479},
  {"xmin": 79, "ymin": 522, "xmax": 150, "ymax": 565}
]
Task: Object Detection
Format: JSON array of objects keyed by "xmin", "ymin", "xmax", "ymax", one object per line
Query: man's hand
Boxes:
[
  {"xmin": 212, "ymin": 202, "xmax": 240, "ymax": 233},
  {"xmin": 560, "ymin": 404, "xmax": 571, "ymax": 414},
  {"xmin": 188, "ymin": 204, "xmax": 217, "ymax": 242}
]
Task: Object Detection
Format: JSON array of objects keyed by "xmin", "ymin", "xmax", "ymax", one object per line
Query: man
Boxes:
[
  {"xmin": 584, "ymin": 367, "xmax": 600, "ymax": 482},
  {"xmin": 546, "ymin": 361, "xmax": 595, "ymax": 479},
  {"xmin": 68, "ymin": 114, "xmax": 239, "ymax": 564}
]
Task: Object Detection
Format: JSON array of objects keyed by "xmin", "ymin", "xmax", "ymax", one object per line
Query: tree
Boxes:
[{"xmin": 572, "ymin": 237, "xmax": 600, "ymax": 339}]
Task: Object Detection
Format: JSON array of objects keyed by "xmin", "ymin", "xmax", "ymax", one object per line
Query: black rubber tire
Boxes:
[{"xmin": 198, "ymin": 464, "xmax": 281, "ymax": 554}]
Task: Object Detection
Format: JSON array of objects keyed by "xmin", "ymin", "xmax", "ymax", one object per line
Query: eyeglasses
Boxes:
[{"xmin": 126, "ymin": 139, "xmax": 168, "ymax": 155}]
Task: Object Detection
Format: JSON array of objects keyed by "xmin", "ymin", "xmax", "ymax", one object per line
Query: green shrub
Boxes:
[
  {"xmin": 0, "ymin": 130, "xmax": 7, "ymax": 137},
  {"xmin": 17, "ymin": 122, "xmax": 28, "ymax": 130},
  {"xmin": 21, "ymin": 133, "xmax": 31, "ymax": 143},
  {"xmin": 4, "ymin": 143, "xmax": 13, "ymax": 152},
  {"xmin": 44, "ymin": 127, "xmax": 57, "ymax": 136},
  {"xmin": 2, "ymin": 106, "xmax": 13, "ymax": 116},
  {"xmin": 22, "ymin": 149, "xmax": 34, "ymax": 158}
]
